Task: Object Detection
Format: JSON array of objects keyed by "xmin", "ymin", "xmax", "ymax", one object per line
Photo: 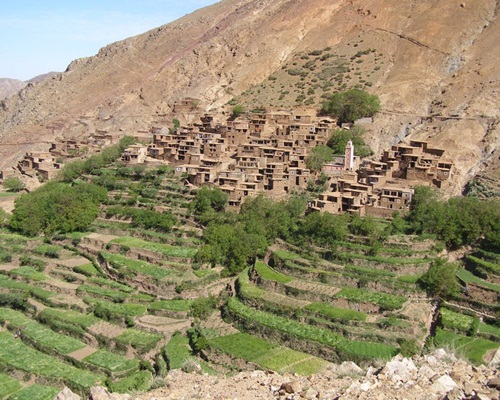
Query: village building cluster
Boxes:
[{"xmin": 5, "ymin": 99, "xmax": 455, "ymax": 217}]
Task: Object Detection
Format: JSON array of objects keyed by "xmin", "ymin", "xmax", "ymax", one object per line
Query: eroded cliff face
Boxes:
[{"xmin": 0, "ymin": 0, "xmax": 499, "ymax": 194}]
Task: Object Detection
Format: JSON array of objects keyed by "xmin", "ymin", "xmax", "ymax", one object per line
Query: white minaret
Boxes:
[{"xmin": 345, "ymin": 140, "xmax": 354, "ymax": 170}]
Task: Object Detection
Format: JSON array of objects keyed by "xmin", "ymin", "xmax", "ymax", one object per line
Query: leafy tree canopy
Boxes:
[
  {"xmin": 10, "ymin": 181, "xmax": 107, "ymax": 236},
  {"xmin": 418, "ymin": 258, "xmax": 459, "ymax": 298},
  {"xmin": 407, "ymin": 186, "xmax": 500, "ymax": 250},
  {"xmin": 190, "ymin": 186, "xmax": 228, "ymax": 218},
  {"xmin": 327, "ymin": 126, "xmax": 373, "ymax": 158},
  {"xmin": 306, "ymin": 145, "xmax": 334, "ymax": 172},
  {"xmin": 321, "ymin": 89, "xmax": 380, "ymax": 125}
]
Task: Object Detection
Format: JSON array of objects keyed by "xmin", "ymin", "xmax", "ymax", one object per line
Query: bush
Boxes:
[
  {"xmin": 3, "ymin": 177, "xmax": 24, "ymax": 192},
  {"xmin": 418, "ymin": 259, "xmax": 459, "ymax": 298},
  {"xmin": 189, "ymin": 296, "xmax": 218, "ymax": 320}
]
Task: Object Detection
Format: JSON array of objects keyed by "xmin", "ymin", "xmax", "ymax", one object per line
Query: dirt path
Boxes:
[
  {"xmin": 27, "ymin": 298, "xmax": 46, "ymax": 316},
  {"xmin": 135, "ymin": 315, "xmax": 191, "ymax": 334},
  {"xmin": 67, "ymin": 345, "xmax": 98, "ymax": 361},
  {"xmin": 201, "ymin": 312, "xmax": 238, "ymax": 337},
  {"xmin": 0, "ymin": 263, "xmax": 18, "ymax": 272},
  {"xmin": 56, "ymin": 257, "xmax": 93, "ymax": 268}
]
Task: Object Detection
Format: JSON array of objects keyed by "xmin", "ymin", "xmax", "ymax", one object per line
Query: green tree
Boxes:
[
  {"xmin": 10, "ymin": 181, "xmax": 106, "ymax": 236},
  {"xmin": 306, "ymin": 145, "xmax": 334, "ymax": 171},
  {"xmin": 190, "ymin": 186, "xmax": 228, "ymax": 217},
  {"xmin": 327, "ymin": 126, "xmax": 373, "ymax": 157},
  {"xmin": 321, "ymin": 89, "xmax": 380, "ymax": 125},
  {"xmin": 418, "ymin": 258, "xmax": 459, "ymax": 298},
  {"xmin": 231, "ymin": 105, "xmax": 244, "ymax": 117},
  {"xmin": 3, "ymin": 177, "xmax": 25, "ymax": 192}
]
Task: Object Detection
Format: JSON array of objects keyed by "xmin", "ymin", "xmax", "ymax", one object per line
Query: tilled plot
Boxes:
[
  {"xmin": 88, "ymin": 321, "xmax": 126, "ymax": 339},
  {"xmin": 285, "ymin": 280, "xmax": 340, "ymax": 297}
]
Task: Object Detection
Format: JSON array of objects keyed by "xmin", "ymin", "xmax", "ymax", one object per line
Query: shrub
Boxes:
[
  {"xmin": 3, "ymin": 177, "xmax": 25, "ymax": 192},
  {"xmin": 418, "ymin": 259, "xmax": 459, "ymax": 299}
]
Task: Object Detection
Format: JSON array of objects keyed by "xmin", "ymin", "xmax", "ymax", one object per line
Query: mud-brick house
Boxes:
[
  {"xmin": 38, "ymin": 165, "xmax": 63, "ymax": 180},
  {"xmin": 0, "ymin": 169, "xmax": 16, "ymax": 181},
  {"xmin": 221, "ymin": 120, "xmax": 251, "ymax": 149},
  {"xmin": 18, "ymin": 152, "xmax": 57, "ymax": 175},
  {"xmin": 376, "ymin": 182, "xmax": 414, "ymax": 211},
  {"xmin": 381, "ymin": 140, "xmax": 453, "ymax": 185},
  {"xmin": 121, "ymin": 144, "xmax": 147, "ymax": 164},
  {"xmin": 88, "ymin": 130, "xmax": 122, "ymax": 147},
  {"xmin": 50, "ymin": 140, "xmax": 87, "ymax": 157},
  {"xmin": 172, "ymin": 97, "xmax": 202, "ymax": 113}
]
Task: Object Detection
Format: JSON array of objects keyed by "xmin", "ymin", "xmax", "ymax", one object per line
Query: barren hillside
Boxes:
[
  {"xmin": 0, "ymin": 0, "xmax": 499, "ymax": 195},
  {"xmin": 0, "ymin": 78, "xmax": 26, "ymax": 101}
]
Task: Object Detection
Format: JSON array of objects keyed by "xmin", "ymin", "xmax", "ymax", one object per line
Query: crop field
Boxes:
[
  {"xmin": 254, "ymin": 261, "xmax": 293, "ymax": 283},
  {"xmin": 457, "ymin": 269, "xmax": 500, "ymax": 292},
  {"xmin": 0, "ymin": 373, "xmax": 22, "ymax": 399},
  {"xmin": 226, "ymin": 297, "xmax": 398, "ymax": 361},
  {"xmin": 6, "ymin": 385, "xmax": 60, "ymax": 400},
  {"xmin": 304, "ymin": 302, "xmax": 367, "ymax": 322},
  {"xmin": 209, "ymin": 333, "xmax": 329, "ymax": 375},
  {"xmin": 102, "ymin": 251, "xmax": 181, "ymax": 280},
  {"xmin": 0, "ymin": 332, "xmax": 102, "ymax": 390},
  {"xmin": 83, "ymin": 350, "xmax": 139, "ymax": 375}
]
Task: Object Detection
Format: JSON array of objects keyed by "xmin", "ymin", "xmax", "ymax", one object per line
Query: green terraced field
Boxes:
[
  {"xmin": 102, "ymin": 251, "xmax": 180, "ymax": 280},
  {"xmin": 0, "ymin": 373, "xmax": 22, "ymax": 399},
  {"xmin": 304, "ymin": 302, "xmax": 367, "ymax": 322},
  {"xmin": 9, "ymin": 266, "xmax": 47, "ymax": 281},
  {"xmin": 110, "ymin": 237, "xmax": 197, "ymax": 258},
  {"xmin": 84, "ymin": 298, "xmax": 147, "ymax": 318},
  {"xmin": 0, "ymin": 332, "xmax": 102, "ymax": 390},
  {"xmin": 209, "ymin": 332, "xmax": 328, "ymax": 375},
  {"xmin": 83, "ymin": 350, "xmax": 139, "ymax": 374},
  {"xmin": 7, "ymin": 385, "xmax": 60, "ymax": 400},
  {"xmin": 0, "ymin": 308, "xmax": 86, "ymax": 355},
  {"xmin": 115, "ymin": 329, "xmax": 163, "ymax": 353},
  {"xmin": 165, "ymin": 332, "xmax": 191, "ymax": 370},
  {"xmin": 255, "ymin": 261, "xmax": 294, "ymax": 283},
  {"xmin": 457, "ymin": 269, "xmax": 500, "ymax": 292},
  {"xmin": 149, "ymin": 299, "xmax": 192, "ymax": 312},
  {"xmin": 335, "ymin": 287, "xmax": 405, "ymax": 310},
  {"xmin": 227, "ymin": 298, "xmax": 397, "ymax": 361},
  {"xmin": 440, "ymin": 308, "xmax": 474, "ymax": 333}
]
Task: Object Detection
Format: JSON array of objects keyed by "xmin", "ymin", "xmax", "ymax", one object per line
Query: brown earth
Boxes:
[{"xmin": 0, "ymin": 0, "xmax": 499, "ymax": 196}]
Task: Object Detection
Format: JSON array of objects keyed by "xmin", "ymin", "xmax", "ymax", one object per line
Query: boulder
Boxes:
[
  {"xmin": 338, "ymin": 361, "xmax": 363, "ymax": 377},
  {"xmin": 55, "ymin": 387, "xmax": 81, "ymax": 400},
  {"xmin": 430, "ymin": 375, "xmax": 457, "ymax": 395},
  {"xmin": 90, "ymin": 386, "xmax": 131, "ymax": 400},
  {"xmin": 487, "ymin": 377, "xmax": 500, "ymax": 390},
  {"xmin": 280, "ymin": 380, "xmax": 301, "ymax": 394}
]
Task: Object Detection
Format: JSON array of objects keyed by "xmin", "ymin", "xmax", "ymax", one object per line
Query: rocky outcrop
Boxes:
[{"xmin": 109, "ymin": 349, "xmax": 499, "ymax": 400}]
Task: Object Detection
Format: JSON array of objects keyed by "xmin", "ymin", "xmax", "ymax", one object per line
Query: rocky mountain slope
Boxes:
[
  {"xmin": 0, "ymin": 78, "xmax": 26, "ymax": 101},
  {"xmin": 1, "ymin": 0, "xmax": 499, "ymax": 195}
]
